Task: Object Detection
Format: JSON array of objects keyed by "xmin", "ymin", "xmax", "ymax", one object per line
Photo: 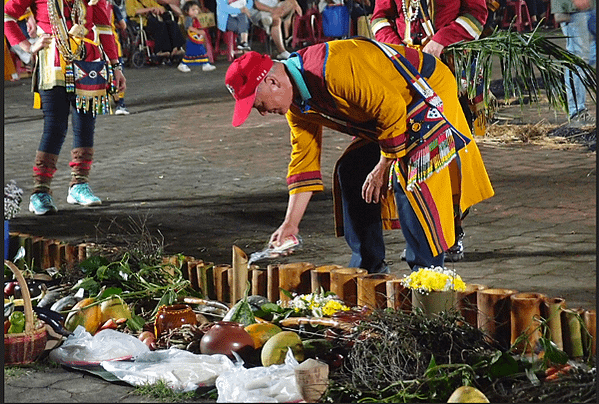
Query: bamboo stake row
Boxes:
[{"xmin": 7, "ymin": 234, "xmax": 596, "ymax": 360}]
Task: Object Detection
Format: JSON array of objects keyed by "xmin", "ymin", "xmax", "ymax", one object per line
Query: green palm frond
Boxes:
[{"xmin": 445, "ymin": 24, "xmax": 597, "ymax": 120}]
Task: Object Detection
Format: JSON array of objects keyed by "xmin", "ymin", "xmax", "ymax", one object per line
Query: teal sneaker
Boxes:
[
  {"xmin": 29, "ymin": 192, "xmax": 58, "ymax": 215},
  {"xmin": 67, "ymin": 183, "xmax": 102, "ymax": 206}
]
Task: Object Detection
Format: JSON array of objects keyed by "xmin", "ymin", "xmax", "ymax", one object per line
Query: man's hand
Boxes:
[
  {"xmin": 362, "ymin": 156, "xmax": 393, "ymax": 204},
  {"xmin": 29, "ymin": 33, "xmax": 52, "ymax": 54},
  {"xmin": 26, "ymin": 14, "xmax": 38, "ymax": 38},
  {"xmin": 114, "ymin": 69, "xmax": 126, "ymax": 93},
  {"xmin": 422, "ymin": 39, "xmax": 444, "ymax": 58},
  {"xmin": 269, "ymin": 222, "xmax": 299, "ymax": 248}
]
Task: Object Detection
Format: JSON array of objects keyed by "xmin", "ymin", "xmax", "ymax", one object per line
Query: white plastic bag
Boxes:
[
  {"xmin": 215, "ymin": 349, "xmax": 303, "ymax": 403},
  {"xmin": 102, "ymin": 348, "xmax": 236, "ymax": 392},
  {"xmin": 49, "ymin": 326, "xmax": 149, "ymax": 365}
]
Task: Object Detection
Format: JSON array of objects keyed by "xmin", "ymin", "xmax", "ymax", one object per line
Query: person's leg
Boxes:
[
  {"xmin": 29, "ymin": 87, "xmax": 71, "ymax": 214},
  {"xmin": 227, "ymin": 14, "xmax": 249, "ymax": 47},
  {"xmin": 238, "ymin": 13, "xmax": 250, "ymax": 45},
  {"xmin": 67, "ymin": 95, "xmax": 101, "ymax": 206},
  {"xmin": 162, "ymin": 11, "xmax": 186, "ymax": 53},
  {"xmin": 145, "ymin": 15, "xmax": 172, "ymax": 54},
  {"xmin": 561, "ymin": 12, "xmax": 592, "ymax": 118},
  {"xmin": 270, "ymin": 11, "xmax": 286, "ymax": 54},
  {"xmin": 392, "ymin": 170, "xmax": 445, "ymax": 271},
  {"xmin": 337, "ymin": 142, "xmax": 387, "ymax": 273}
]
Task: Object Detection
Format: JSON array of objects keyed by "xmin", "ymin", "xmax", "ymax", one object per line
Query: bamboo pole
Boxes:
[
  {"xmin": 185, "ymin": 260, "xmax": 201, "ymax": 290},
  {"xmin": 456, "ymin": 283, "xmax": 487, "ymax": 328},
  {"xmin": 310, "ymin": 265, "xmax": 342, "ymax": 293},
  {"xmin": 330, "ymin": 268, "xmax": 367, "ymax": 307},
  {"xmin": 510, "ymin": 292, "xmax": 545, "ymax": 354},
  {"xmin": 197, "ymin": 262, "xmax": 215, "ymax": 300},
  {"xmin": 561, "ymin": 308, "xmax": 584, "ymax": 358},
  {"xmin": 541, "ymin": 296, "xmax": 565, "ymax": 351},
  {"xmin": 357, "ymin": 273, "xmax": 395, "ymax": 309},
  {"xmin": 278, "ymin": 262, "xmax": 314, "ymax": 302},
  {"xmin": 214, "ymin": 264, "xmax": 231, "ymax": 303},
  {"xmin": 477, "ymin": 288, "xmax": 518, "ymax": 350},
  {"xmin": 583, "ymin": 309, "xmax": 596, "ymax": 357},
  {"xmin": 386, "ymin": 279, "xmax": 412, "ymax": 313},
  {"xmin": 231, "ymin": 245, "xmax": 249, "ymax": 303},
  {"xmin": 251, "ymin": 267, "xmax": 268, "ymax": 297},
  {"xmin": 63, "ymin": 243, "xmax": 78, "ymax": 266}
]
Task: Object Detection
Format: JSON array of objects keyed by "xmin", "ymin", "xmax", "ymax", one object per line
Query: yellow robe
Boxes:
[{"xmin": 284, "ymin": 39, "xmax": 494, "ymax": 256}]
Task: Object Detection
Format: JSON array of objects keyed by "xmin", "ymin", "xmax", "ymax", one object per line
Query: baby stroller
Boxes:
[{"xmin": 125, "ymin": 12, "xmax": 185, "ymax": 68}]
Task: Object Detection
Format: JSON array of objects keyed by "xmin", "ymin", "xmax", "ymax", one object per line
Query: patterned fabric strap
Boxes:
[{"xmin": 357, "ymin": 37, "xmax": 470, "ymax": 190}]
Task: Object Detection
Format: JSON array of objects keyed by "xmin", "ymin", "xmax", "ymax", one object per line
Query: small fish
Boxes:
[
  {"xmin": 37, "ymin": 289, "xmax": 63, "ymax": 308},
  {"xmin": 50, "ymin": 295, "xmax": 78, "ymax": 312}
]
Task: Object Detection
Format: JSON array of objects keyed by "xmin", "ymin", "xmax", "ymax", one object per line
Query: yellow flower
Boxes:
[
  {"xmin": 401, "ymin": 266, "xmax": 466, "ymax": 293},
  {"xmin": 322, "ymin": 300, "xmax": 350, "ymax": 317}
]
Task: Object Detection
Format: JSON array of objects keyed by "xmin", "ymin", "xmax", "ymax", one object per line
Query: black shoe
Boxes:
[
  {"xmin": 445, "ymin": 228, "xmax": 465, "ymax": 262},
  {"xmin": 237, "ymin": 42, "xmax": 251, "ymax": 51}
]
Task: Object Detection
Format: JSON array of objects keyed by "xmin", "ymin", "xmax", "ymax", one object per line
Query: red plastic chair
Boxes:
[
  {"xmin": 215, "ymin": 30, "xmax": 243, "ymax": 62},
  {"xmin": 291, "ymin": 6, "xmax": 325, "ymax": 49},
  {"xmin": 501, "ymin": 0, "xmax": 533, "ymax": 32}
]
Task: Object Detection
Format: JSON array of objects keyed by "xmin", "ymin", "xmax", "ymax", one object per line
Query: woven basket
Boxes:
[{"xmin": 4, "ymin": 260, "xmax": 48, "ymax": 365}]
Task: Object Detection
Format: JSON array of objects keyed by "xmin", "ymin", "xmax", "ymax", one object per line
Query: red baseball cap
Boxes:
[{"xmin": 225, "ymin": 51, "xmax": 274, "ymax": 127}]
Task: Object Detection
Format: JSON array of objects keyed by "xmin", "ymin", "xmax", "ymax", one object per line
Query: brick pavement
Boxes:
[{"xmin": 3, "ymin": 42, "xmax": 596, "ymax": 403}]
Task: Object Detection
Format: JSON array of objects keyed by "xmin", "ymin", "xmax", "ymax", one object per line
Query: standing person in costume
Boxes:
[
  {"xmin": 224, "ymin": 41, "xmax": 494, "ymax": 272},
  {"xmin": 108, "ymin": 0, "xmax": 130, "ymax": 114},
  {"xmin": 178, "ymin": 0, "xmax": 217, "ymax": 72},
  {"xmin": 370, "ymin": 0, "xmax": 489, "ymax": 262},
  {"xmin": 5, "ymin": 0, "xmax": 127, "ymax": 215}
]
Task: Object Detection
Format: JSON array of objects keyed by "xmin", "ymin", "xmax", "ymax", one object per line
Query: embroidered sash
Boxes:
[{"xmin": 359, "ymin": 38, "xmax": 471, "ymax": 191}]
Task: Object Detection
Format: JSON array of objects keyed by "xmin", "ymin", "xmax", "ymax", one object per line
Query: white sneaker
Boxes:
[
  {"xmin": 276, "ymin": 51, "xmax": 291, "ymax": 60},
  {"xmin": 115, "ymin": 105, "xmax": 130, "ymax": 115},
  {"xmin": 177, "ymin": 63, "xmax": 191, "ymax": 72},
  {"xmin": 202, "ymin": 63, "xmax": 216, "ymax": 72}
]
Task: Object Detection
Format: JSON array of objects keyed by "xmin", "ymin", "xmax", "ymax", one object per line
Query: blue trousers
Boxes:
[
  {"xmin": 38, "ymin": 87, "xmax": 96, "ymax": 155},
  {"xmin": 336, "ymin": 141, "xmax": 444, "ymax": 272}
]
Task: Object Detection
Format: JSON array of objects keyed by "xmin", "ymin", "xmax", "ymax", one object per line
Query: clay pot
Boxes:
[
  {"xmin": 154, "ymin": 304, "xmax": 197, "ymax": 338},
  {"xmin": 200, "ymin": 321, "xmax": 255, "ymax": 360},
  {"xmin": 412, "ymin": 289, "xmax": 457, "ymax": 318},
  {"xmin": 456, "ymin": 284, "xmax": 487, "ymax": 328},
  {"xmin": 357, "ymin": 273, "xmax": 395, "ymax": 309},
  {"xmin": 510, "ymin": 292, "xmax": 545, "ymax": 354}
]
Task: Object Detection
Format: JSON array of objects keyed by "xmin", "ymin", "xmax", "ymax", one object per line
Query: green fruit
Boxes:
[
  {"xmin": 261, "ymin": 330, "xmax": 304, "ymax": 366},
  {"xmin": 100, "ymin": 296, "xmax": 132, "ymax": 323},
  {"xmin": 447, "ymin": 386, "xmax": 489, "ymax": 403}
]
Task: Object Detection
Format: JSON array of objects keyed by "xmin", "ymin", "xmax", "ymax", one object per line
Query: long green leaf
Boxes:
[{"xmin": 445, "ymin": 26, "xmax": 597, "ymax": 122}]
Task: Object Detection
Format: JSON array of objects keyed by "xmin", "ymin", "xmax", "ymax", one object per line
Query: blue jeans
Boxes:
[
  {"xmin": 336, "ymin": 142, "xmax": 444, "ymax": 272},
  {"xmin": 560, "ymin": 11, "xmax": 596, "ymax": 117},
  {"xmin": 226, "ymin": 13, "xmax": 250, "ymax": 34},
  {"xmin": 38, "ymin": 87, "xmax": 96, "ymax": 155}
]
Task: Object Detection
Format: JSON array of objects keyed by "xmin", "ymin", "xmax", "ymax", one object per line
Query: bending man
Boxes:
[{"xmin": 224, "ymin": 39, "xmax": 494, "ymax": 272}]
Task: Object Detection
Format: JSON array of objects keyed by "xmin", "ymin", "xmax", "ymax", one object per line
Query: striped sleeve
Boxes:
[{"xmin": 286, "ymin": 108, "xmax": 325, "ymax": 195}]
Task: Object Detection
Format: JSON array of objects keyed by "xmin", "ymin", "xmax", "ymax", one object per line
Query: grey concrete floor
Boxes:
[{"xmin": 3, "ymin": 31, "xmax": 596, "ymax": 402}]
